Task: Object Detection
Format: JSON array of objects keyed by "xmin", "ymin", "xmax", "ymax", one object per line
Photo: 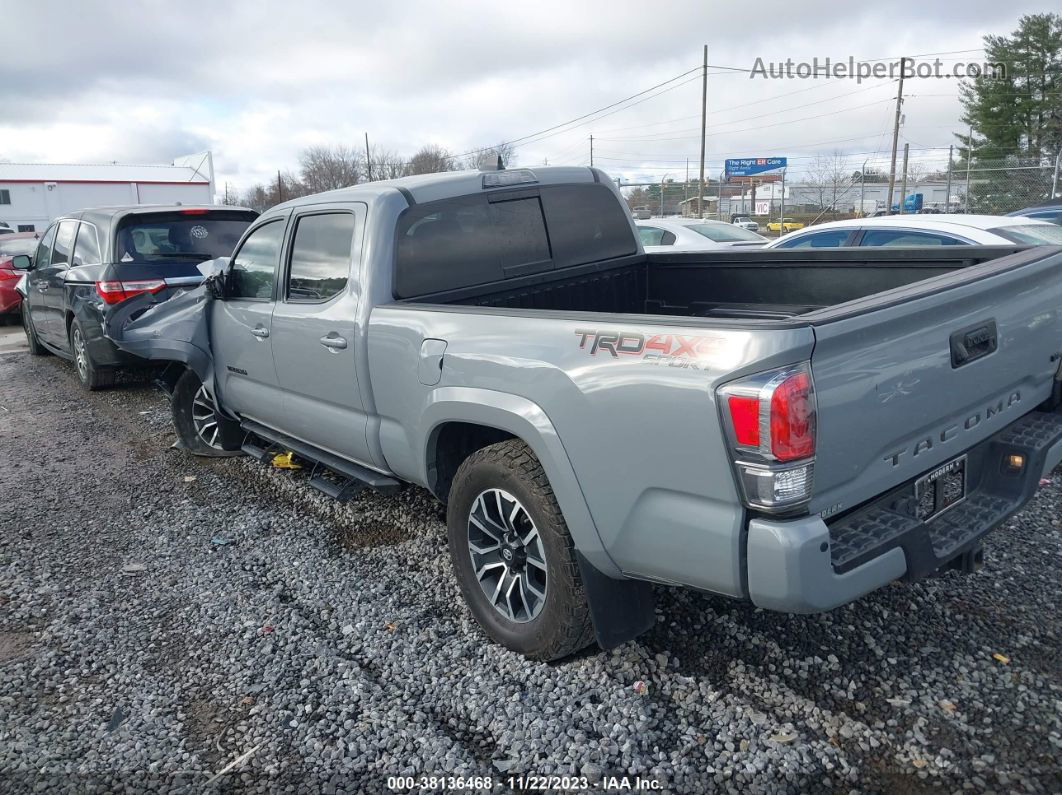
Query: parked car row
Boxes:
[
  {"xmin": 9, "ymin": 170, "xmax": 1062, "ymax": 663},
  {"xmin": 764, "ymin": 214, "xmax": 1062, "ymax": 249}
]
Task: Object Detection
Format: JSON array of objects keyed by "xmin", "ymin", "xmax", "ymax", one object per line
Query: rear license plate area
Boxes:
[{"xmin": 914, "ymin": 455, "xmax": 967, "ymax": 521}]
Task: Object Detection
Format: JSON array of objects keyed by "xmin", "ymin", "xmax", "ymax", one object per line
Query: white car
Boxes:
[
  {"xmin": 730, "ymin": 215, "xmax": 759, "ymax": 232},
  {"xmin": 764, "ymin": 214, "xmax": 1062, "ymax": 249},
  {"xmin": 636, "ymin": 218, "xmax": 767, "ymax": 252}
]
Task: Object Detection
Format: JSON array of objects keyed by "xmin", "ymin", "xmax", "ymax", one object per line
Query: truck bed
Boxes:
[{"xmin": 403, "ymin": 246, "xmax": 1028, "ymax": 322}]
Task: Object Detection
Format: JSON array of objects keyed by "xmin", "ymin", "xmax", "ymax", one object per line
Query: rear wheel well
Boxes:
[{"xmin": 430, "ymin": 422, "xmax": 516, "ymax": 502}]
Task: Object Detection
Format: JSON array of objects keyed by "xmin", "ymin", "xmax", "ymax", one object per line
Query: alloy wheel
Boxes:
[
  {"xmin": 467, "ymin": 488, "xmax": 548, "ymax": 623},
  {"xmin": 191, "ymin": 382, "xmax": 223, "ymax": 449},
  {"xmin": 72, "ymin": 326, "xmax": 88, "ymax": 382}
]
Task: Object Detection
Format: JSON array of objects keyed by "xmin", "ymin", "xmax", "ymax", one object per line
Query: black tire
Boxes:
[
  {"xmin": 172, "ymin": 368, "xmax": 244, "ymax": 457},
  {"xmin": 22, "ymin": 305, "xmax": 49, "ymax": 356},
  {"xmin": 446, "ymin": 439, "xmax": 594, "ymax": 661},
  {"xmin": 70, "ymin": 319, "xmax": 115, "ymax": 391}
]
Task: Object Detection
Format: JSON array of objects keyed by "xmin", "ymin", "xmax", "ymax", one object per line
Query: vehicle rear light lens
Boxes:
[
  {"xmin": 770, "ymin": 371, "xmax": 815, "ymax": 461},
  {"xmin": 736, "ymin": 461, "xmax": 815, "ymax": 508},
  {"xmin": 180, "ymin": 208, "xmax": 209, "ymax": 215},
  {"xmin": 728, "ymin": 396, "xmax": 761, "ymax": 447},
  {"xmin": 718, "ymin": 363, "xmax": 817, "ymax": 511},
  {"xmin": 95, "ymin": 279, "xmax": 166, "ymax": 305}
]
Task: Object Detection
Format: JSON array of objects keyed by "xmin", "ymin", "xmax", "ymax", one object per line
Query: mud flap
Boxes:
[{"xmin": 576, "ymin": 552, "xmax": 656, "ymax": 650}]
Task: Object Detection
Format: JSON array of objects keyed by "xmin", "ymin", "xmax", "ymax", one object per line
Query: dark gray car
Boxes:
[{"xmin": 16, "ymin": 205, "xmax": 256, "ymax": 389}]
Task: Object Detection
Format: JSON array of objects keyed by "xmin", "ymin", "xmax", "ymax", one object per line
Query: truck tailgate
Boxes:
[{"xmin": 808, "ymin": 247, "xmax": 1062, "ymax": 517}]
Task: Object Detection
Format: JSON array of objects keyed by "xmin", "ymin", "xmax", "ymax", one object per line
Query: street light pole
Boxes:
[{"xmin": 659, "ymin": 173, "xmax": 670, "ymax": 217}]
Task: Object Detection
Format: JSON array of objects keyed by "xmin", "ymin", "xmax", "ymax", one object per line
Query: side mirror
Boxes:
[
  {"xmin": 11, "ymin": 254, "xmax": 32, "ymax": 270},
  {"xmin": 198, "ymin": 257, "xmax": 229, "ymax": 300}
]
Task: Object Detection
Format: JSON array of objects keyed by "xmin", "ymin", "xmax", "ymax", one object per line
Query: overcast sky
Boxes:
[{"xmin": 0, "ymin": 0, "xmax": 1045, "ymax": 192}]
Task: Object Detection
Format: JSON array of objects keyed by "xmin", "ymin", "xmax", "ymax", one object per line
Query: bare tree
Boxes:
[
  {"xmin": 299, "ymin": 144, "xmax": 362, "ymax": 193},
  {"xmin": 221, "ymin": 182, "xmax": 240, "ymax": 205},
  {"xmin": 407, "ymin": 144, "xmax": 457, "ymax": 175},
  {"xmin": 904, "ymin": 160, "xmax": 929, "ymax": 185},
  {"xmin": 464, "ymin": 141, "xmax": 517, "ymax": 171},
  {"xmin": 806, "ymin": 150, "xmax": 854, "ymax": 212},
  {"xmin": 366, "ymin": 145, "xmax": 407, "ymax": 180}
]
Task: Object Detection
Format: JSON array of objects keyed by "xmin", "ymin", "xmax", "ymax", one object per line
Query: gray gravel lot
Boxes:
[{"xmin": 1, "ymin": 350, "xmax": 1060, "ymax": 794}]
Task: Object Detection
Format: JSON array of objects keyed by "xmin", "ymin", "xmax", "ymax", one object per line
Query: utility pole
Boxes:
[
  {"xmin": 779, "ymin": 169, "xmax": 786, "ymax": 227},
  {"xmin": 898, "ymin": 143, "xmax": 910, "ymax": 215},
  {"xmin": 277, "ymin": 170, "xmax": 283, "ymax": 203},
  {"xmin": 964, "ymin": 124, "xmax": 973, "ymax": 212},
  {"xmin": 684, "ymin": 158, "xmax": 689, "ymax": 215},
  {"xmin": 859, "ymin": 159, "xmax": 868, "ymax": 216},
  {"xmin": 944, "ymin": 144, "xmax": 954, "ymax": 213},
  {"xmin": 365, "ymin": 132, "xmax": 373, "ymax": 182},
  {"xmin": 589, "ymin": 135, "xmax": 594, "ymax": 168},
  {"xmin": 698, "ymin": 44, "xmax": 707, "ymax": 218},
  {"xmin": 885, "ymin": 56, "xmax": 909, "ymax": 215}
]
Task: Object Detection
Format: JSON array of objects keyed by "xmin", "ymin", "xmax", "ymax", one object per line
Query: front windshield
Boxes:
[
  {"xmin": 989, "ymin": 224, "xmax": 1062, "ymax": 245},
  {"xmin": 687, "ymin": 223, "xmax": 765, "ymax": 243}
]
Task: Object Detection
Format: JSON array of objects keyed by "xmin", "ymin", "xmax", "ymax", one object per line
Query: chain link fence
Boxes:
[{"xmin": 619, "ymin": 157, "xmax": 1060, "ymax": 223}]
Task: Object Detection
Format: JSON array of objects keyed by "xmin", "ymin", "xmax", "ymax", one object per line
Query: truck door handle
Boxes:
[
  {"xmin": 319, "ymin": 334, "xmax": 347, "ymax": 351},
  {"xmin": 250, "ymin": 326, "xmax": 270, "ymax": 339}
]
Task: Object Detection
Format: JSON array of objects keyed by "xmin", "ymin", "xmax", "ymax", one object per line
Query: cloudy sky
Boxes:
[{"xmin": 0, "ymin": 0, "xmax": 1045, "ymax": 193}]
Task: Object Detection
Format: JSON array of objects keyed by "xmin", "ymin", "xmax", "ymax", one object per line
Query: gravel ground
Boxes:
[{"xmin": 1, "ymin": 350, "xmax": 1060, "ymax": 794}]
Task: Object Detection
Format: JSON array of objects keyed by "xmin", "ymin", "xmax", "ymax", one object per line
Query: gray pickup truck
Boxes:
[{"xmin": 105, "ymin": 166, "xmax": 1062, "ymax": 660}]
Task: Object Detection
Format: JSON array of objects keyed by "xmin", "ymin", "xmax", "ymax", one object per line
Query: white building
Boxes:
[{"xmin": 0, "ymin": 152, "xmax": 215, "ymax": 233}]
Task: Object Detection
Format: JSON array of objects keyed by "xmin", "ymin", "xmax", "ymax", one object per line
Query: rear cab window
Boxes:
[
  {"xmin": 395, "ymin": 183, "xmax": 636, "ymax": 298},
  {"xmin": 114, "ymin": 210, "xmax": 257, "ymax": 265},
  {"xmin": 988, "ymin": 224, "xmax": 1062, "ymax": 245}
]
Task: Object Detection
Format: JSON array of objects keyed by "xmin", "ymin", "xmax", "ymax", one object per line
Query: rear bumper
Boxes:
[
  {"xmin": 746, "ymin": 408, "xmax": 1062, "ymax": 613},
  {"xmin": 0, "ymin": 285, "xmax": 21, "ymax": 314},
  {"xmin": 80, "ymin": 311, "xmax": 147, "ymax": 367}
]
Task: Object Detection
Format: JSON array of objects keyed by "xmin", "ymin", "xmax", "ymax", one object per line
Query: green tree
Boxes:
[{"xmin": 955, "ymin": 13, "xmax": 1062, "ymax": 210}]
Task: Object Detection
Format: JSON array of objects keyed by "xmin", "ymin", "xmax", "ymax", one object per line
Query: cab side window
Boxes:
[
  {"xmin": 286, "ymin": 213, "xmax": 355, "ymax": 302},
  {"xmin": 227, "ymin": 220, "xmax": 285, "ymax": 300},
  {"xmin": 776, "ymin": 230, "xmax": 851, "ymax": 249},
  {"xmin": 51, "ymin": 220, "xmax": 78, "ymax": 267},
  {"xmin": 35, "ymin": 224, "xmax": 59, "ymax": 268},
  {"xmin": 72, "ymin": 223, "xmax": 102, "ymax": 266}
]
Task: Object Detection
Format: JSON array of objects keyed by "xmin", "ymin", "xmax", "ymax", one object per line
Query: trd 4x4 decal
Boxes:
[{"xmin": 575, "ymin": 328, "xmax": 721, "ymax": 369}]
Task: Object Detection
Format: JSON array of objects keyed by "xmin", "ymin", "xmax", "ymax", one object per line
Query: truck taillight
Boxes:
[
  {"xmin": 718, "ymin": 363, "xmax": 816, "ymax": 511},
  {"xmin": 95, "ymin": 279, "xmax": 166, "ymax": 305}
]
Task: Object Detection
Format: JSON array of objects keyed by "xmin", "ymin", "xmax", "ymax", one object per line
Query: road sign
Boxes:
[{"xmin": 725, "ymin": 158, "xmax": 787, "ymax": 178}]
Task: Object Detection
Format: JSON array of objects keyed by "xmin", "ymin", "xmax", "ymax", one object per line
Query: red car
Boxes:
[{"xmin": 0, "ymin": 232, "xmax": 39, "ymax": 322}]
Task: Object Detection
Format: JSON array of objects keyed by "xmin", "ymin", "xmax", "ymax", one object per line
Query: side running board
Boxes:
[{"xmin": 240, "ymin": 419, "xmax": 401, "ymax": 501}]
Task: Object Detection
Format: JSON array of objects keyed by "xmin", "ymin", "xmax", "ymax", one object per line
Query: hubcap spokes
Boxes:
[
  {"xmin": 73, "ymin": 328, "xmax": 88, "ymax": 380},
  {"xmin": 467, "ymin": 488, "xmax": 548, "ymax": 623},
  {"xmin": 191, "ymin": 383, "xmax": 222, "ymax": 448}
]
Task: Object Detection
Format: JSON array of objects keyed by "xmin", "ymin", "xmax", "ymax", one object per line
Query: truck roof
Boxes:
[{"xmin": 270, "ymin": 166, "xmax": 602, "ymax": 210}]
